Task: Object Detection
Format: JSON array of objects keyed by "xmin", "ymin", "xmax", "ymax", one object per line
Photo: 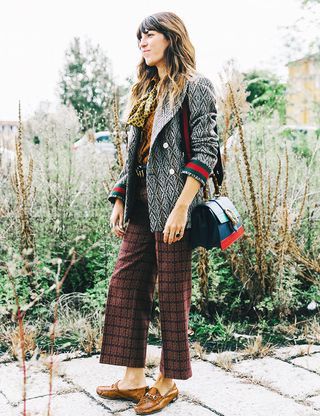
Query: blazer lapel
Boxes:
[{"xmin": 150, "ymin": 79, "xmax": 189, "ymax": 151}]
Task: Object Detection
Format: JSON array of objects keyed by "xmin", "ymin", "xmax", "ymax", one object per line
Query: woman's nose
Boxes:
[{"xmin": 140, "ymin": 36, "xmax": 149, "ymax": 46}]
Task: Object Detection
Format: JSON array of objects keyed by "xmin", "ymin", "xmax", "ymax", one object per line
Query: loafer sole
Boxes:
[{"xmin": 97, "ymin": 392, "xmax": 141, "ymax": 403}]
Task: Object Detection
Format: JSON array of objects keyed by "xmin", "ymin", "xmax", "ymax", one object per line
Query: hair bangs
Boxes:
[{"xmin": 136, "ymin": 16, "xmax": 163, "ymax": 41}]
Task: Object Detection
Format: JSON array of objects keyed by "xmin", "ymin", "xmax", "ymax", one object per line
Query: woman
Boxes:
[{"xmin": 96, "ymin": 11, "xmax": 219, "ymax": 415}]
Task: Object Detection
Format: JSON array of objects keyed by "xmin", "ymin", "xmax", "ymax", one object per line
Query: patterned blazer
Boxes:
[{"xmin": 108, "ymin": 72, "xmax": 219, "ymax": 232}]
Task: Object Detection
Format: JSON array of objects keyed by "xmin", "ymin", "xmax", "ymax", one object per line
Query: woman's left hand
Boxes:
[{"xmin": 163, "ymin": 204, "xmax": 188, "ymax": 244}]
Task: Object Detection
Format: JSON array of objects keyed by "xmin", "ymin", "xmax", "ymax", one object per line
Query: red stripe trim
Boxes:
[
  {"xmin": 113, "ymin": 186, "xmax": 125, "ymax": 194},
  {"xmin": 187, "ymin": 162, "xmax": 210, "ymax": 178},
  {"xmin": 221, "ymin": 225, "xmax": 244, "ymax": 250}
]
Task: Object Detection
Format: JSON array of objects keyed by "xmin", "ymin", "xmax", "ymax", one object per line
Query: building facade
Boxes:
[{"xmin": 286, "ymin": 53, "xmax": 320, "ymax": 126}]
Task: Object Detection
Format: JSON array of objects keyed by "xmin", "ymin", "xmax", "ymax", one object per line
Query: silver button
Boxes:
[
  {"xmin": 163, "ymin": 142, "xmax": 169, "ymax": 148},
  {"xmin": 169, "ymin": 168, "xmax": 175, "ymax": 175}
]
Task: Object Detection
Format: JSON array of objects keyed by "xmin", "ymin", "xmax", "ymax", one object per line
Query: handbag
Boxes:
[{"xmin": 180, "ymin": 92, "xmax": 245, "ymax": 250}]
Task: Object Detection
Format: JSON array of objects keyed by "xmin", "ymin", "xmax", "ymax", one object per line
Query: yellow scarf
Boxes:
[{"xmin": 126, "ymin": 78, "xmax": 159, "ymax": 129}]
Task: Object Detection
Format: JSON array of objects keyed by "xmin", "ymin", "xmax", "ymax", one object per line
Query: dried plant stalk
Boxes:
[
  {"xmin": 295, "ymin": 181, "xmax": 309, "ymax": 229},
  {"xmin": 112, "ymin": 88, "xmax": 124, "ymax": 169},
  {"xmin": 234, "ymin": 153, "xmax": 249, "ymax": 212},
  {"xmin": 197, "ymin": 247, "xmax": 210, "ymax": 317},
  {"xmin": 6, "ymin": 265, "xmax": 28, "ymax": 416},
  {"xmin": 12, "ymin": 102, "xmax": 36, "ymax": 293},
  {"xmin": 227, "ymin": 81, "xmax": 267, "ymax": 296}
]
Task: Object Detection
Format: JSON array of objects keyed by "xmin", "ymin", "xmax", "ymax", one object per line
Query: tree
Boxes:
[
  {"xmin": 243, "ymin": 69, "xmax": 287, "ymax": 123},
  {"xmin": 57, "ymin": 37, "xmax": 115, "ymax": 133}
]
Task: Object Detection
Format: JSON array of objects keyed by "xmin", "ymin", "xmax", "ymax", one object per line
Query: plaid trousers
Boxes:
[{"xmin": 99, "ymin": 175, "xmax": 193, "ymax": 379}]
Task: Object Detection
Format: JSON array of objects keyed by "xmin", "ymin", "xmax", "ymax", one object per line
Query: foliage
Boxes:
[
  {"xmin": 57, "ymin": 36, "xmax": 115, "ymax": 133},
  {"xmin": 243, "ymin": 69, "xmax": 287, "ymax": 123}
]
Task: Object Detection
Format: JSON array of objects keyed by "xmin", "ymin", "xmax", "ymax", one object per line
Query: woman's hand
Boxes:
[
  {"xmin": 163, "ymin": 175, "xmax": 201, "ymax": 244},
  {"xmin": 163, "ymin": 204, "xmax": 188, "ymax": 244},
  {"xmin": 110, "ymin": 198, "xmax": 126, "ymax": 238}
]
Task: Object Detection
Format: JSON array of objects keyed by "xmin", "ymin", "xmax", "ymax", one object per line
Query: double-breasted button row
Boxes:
[{"xmin": 163, "ymin": 142, "xmax": 175, "ymax": 174}]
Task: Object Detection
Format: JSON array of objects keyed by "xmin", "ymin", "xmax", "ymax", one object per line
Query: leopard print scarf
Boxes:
[{"xmin": 126, "ymin": 78, "xmax": 159, "ymax": 129}]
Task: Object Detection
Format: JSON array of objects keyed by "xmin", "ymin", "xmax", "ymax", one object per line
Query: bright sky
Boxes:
[{"xmin": 0, "ymin": 0, "xmax": 308, "ymax": 120}]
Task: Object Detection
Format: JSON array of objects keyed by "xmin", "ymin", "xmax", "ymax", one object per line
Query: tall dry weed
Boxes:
[
  {"xmin": 216, "ymin": 60, "xmax": 320, "ymax": 317},
  {"xmin": 11, "ymin": 102, "xmax": 36, "ymax": 295}
]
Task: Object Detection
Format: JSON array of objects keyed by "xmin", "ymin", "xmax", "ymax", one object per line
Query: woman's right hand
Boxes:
[{"xmin": 110, "ymin": 198, "xmax": 126, "ymax": 238}]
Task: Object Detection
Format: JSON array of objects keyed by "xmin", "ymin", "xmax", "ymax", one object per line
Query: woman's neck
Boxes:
[{"xmin": 156, "ymin": 63, "xmax": 167, "ymax": 81}]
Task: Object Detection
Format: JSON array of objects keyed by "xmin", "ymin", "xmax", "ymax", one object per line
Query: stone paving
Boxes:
[{"xmin": 0, "ymin": 343, "xmax": 320, "ymax": 415}]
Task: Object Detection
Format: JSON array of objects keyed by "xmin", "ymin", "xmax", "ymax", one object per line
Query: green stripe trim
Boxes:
[{"xmin": 111, "ymin": 190, "xmax": 126, "ymax": 199}]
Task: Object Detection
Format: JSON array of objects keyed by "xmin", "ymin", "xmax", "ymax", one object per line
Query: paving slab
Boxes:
[
  {"xmin": 0, "ymin": 393, "xmax": 15, "ymax": 416},
  {"xmin": 117, "ymin": 398, "xmax": 216, "ymax": 415},
  {"xmin": 272, "ymin": 344, "xmax": 320, "ymax": 360},
  {"xmin": 232, "ymin": 356, "xmax": 320, "ymax": 400},
  {"xmin": 291, "ymin": 353, "xmax": 320, "ymax": 374},
  {"xmin": 0, "ymin": 362, "xmax": 73, "ymax": 406},
  {"xmin": 204, "ymin": 350, "xmax": 241, "ymax": 365},
  {"xmin": 143, "ymin": 344, "xmax": 163, "ymax": 370},
  {"xmin": 307, "ymin": 395, "xmax": 320, "ymax": 411},
  {"xmin": 12, "ymin": 392, "xmax": 112, "ymax": 416},
  {"xmin": 175, "ymin": 360, "xmax": 319, "ymax": 416}
]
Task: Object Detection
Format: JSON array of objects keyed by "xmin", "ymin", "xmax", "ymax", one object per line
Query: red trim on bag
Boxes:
[
  {"xmin": 187, "ymin": 162, "xmax": 210, "ymax": 179},
  {"xmin": 113, "ymin": 186, "xmax": 125, "ymax": 194},
  {"xmin": 221, "ymin": 225, "xmax": 244, "ymax": 250}
]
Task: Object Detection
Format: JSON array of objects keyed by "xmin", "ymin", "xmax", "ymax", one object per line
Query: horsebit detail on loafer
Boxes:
[{"xmin": 145, "ymin": 392, "xmax": 159, "ymax": 400}]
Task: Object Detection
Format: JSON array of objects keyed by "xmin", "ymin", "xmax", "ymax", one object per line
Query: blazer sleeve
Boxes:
[
  {"xmin": 107, "ymin": 128, "xmax": 131, "ymax": 204},
  {"xmin": 181, "ymin": 76, "xmax": 219, "ymax": 187},
  {"xmin": 107, "ymin": 158, "xmax": 128, "ymax": 204}
]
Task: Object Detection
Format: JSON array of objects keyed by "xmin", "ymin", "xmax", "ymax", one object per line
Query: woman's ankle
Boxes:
[
  {"xmin": 124, "ymin": 367, "xmax": 146, "ymax": 384},
  {"xmin": 156, "ymin": 372, "xmax": 173, "ymax": 384}
]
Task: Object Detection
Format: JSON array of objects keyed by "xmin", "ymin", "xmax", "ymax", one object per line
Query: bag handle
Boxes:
[{"xmin": 180, "ymin": 92, "xmax": 223, "ymax": 196}]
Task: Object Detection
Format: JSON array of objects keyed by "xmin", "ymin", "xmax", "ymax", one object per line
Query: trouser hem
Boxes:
[
  {"xmin": 99, "ymin": 354, "xmax": 145, "ymax": 368},
  {"xmin": 159, "ymin": 367, "xmax": 193, "ymax": 380}
]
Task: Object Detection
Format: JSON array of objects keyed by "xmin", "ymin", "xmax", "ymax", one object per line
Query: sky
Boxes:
[{"xmin": 0, "ymin": 0, "xmax": 309, "ymax": 121}]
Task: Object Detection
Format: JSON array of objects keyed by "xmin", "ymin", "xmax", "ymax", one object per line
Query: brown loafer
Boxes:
[
  {"xmin": 133, "ymin": 383, "xmax": 179, "ymax": 414},
  {"xmin": 96, "ymin": 380, "xmax": 149, "ymax": 403}
]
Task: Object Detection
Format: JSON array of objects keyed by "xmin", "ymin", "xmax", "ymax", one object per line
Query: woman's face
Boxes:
[{"xmin": 139, "ymin": 30, "xmax": 170, "ymax": 67}]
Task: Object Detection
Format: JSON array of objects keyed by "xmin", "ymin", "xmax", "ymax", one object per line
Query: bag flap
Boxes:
[{"xmin": 206, "ymin": 197, "xmax": 241, "ymax": 224}]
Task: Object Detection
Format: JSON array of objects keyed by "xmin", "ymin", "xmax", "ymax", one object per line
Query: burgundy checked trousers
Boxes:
[{"xmin": 99, "ymin": 175, "xmax": 193, "ymax": 379}]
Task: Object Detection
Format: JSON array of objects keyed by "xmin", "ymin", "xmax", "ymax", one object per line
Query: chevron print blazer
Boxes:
[{"xmin": 108, "ymin": 72, "xmax": 219, "ymax": 233}]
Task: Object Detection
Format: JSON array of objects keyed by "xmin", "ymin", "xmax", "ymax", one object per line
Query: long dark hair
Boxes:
[{"xmin": 124, "ymin": 12, "xmax": 197, "ymax": 120}]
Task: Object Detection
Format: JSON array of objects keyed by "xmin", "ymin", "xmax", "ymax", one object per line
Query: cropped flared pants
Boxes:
[{"xmin": 99, "ymin": 175, "xmax": 193, "ymax": 379}]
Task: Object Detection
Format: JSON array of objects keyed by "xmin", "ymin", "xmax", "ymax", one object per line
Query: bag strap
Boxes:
[{"xmin": 180, "ymin": 92, "xmax": 224, "ymax": 188}]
